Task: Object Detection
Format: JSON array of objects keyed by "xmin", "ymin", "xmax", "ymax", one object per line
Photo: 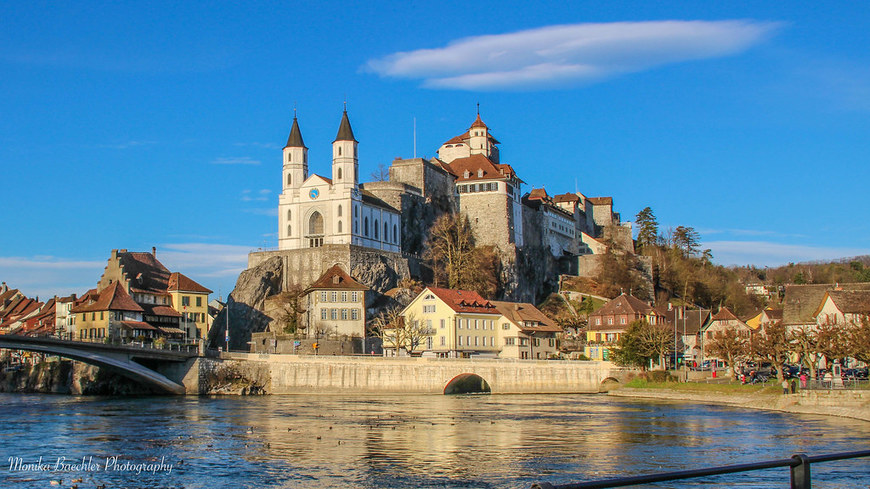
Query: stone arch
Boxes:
[
  {"xmin": 599, "ymin": 377, "xmax": 620, "ymax": 393},
  {"xmin": 444, "ymin": 373, "xmax": 491, "ymax": 395},
  {"xmin": 307, "ymin": 211, "xmax": 324, "ymax": 236}
]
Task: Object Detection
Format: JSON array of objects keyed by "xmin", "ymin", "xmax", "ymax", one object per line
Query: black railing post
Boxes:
[{"xmin": 790, "ymin": 454, "xmax": 811, "ymax": 489}]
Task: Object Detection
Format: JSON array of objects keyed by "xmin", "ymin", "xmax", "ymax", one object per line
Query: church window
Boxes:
[
  {"xmin": 338, "ymin": 220, "xmax": 342, "ymax": 233},
  {"xmin": 308, "ymin": 211, "xmax": 324, "ymax": 235},
  {"xmin": 287, "ymin": 224, "xmax": 291, "ymax": 236},
  {"xmin": 393, "ymin": 224, "xmax": 397, "ymax": 243},
  {"xmin": 384, "ymin": 222, "xmax": 388, "ymax": 241},
  {"xmin": 354, "ymin": 219, "xmax": 358, "ymax": 233},
  {"xmin": 287, "ymin": 174, "xmax": 292, "ymax": 186},
  {"xmin": 354, "ymin": 206, "xmax": 358, "ymax": 217},
  {"xmin": 287, "ymin": 209, "xmax": 291, "ymax": 220},
  {"xmin": 364, "ymin": 217, "xmax": 369, "ymax": 236},
  {"xmin": 288, "ymin": 153, "xmax": 291, "ymax": 162},
  {"xmin": 338, "ymin": 146, "xmax": 342, "ymax": 156},
  {"xmin": 337, "ymin": 205, "xmax": 342, "ymax": 217},
  {"xmin": 374, "ymin": 220, "xmax": 379, "ymax": 239},
  {"xmin": 337, "ymin": 168, "xmax": 342, "ymax": 180}
]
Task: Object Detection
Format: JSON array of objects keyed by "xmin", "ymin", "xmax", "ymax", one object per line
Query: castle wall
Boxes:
[{"xmin": 460, "ymin": 192, "xmax": 514, "ymax": 250}]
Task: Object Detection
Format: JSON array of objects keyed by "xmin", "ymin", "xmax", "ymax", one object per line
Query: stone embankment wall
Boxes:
[
  {"xmin": 0, "ymin": 360, "xmax": 156, "ymax": 395},
  {"xmin": 192, "ymin": 354, "xmax": 625, "ymax": 395}
]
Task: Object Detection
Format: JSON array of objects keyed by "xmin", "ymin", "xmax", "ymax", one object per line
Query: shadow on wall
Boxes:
[
  {"xmin": 209, "ymin": 301, "xmax": 274, "ymax": 351},
  {"xmin": 444, "ymin": 373, "xmax": 492, "ymax": 395}
]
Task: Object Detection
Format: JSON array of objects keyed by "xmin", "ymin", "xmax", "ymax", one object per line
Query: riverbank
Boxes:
[{"xmin": 609, "ymin": 382, "xmax": 870, "ymax": 422}]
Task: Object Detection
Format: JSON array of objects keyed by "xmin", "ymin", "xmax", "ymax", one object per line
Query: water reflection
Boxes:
[{"xmin": 0, "ymin": 393, "xmax": 867, "ymax": 488}]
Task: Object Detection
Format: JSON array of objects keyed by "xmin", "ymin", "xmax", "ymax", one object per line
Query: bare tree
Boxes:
[
  {"xmin": 369, "ymin": 163, "xmax": 390, "ymax": 182},
  {"xmin": 751, "ymin": 322, "xmax": 790, "ymax": 382},
  {"xmin": 425, "ymin": 213, "xmax": 501, "ymax": 297},
  {"xmin": 816, "ymin": 322, "xmax": 850, "ymax": 366},
  {"xmin": 850, "ymin": 318, "xmax": 870, "ymax": 364},
  {"xmin": 706, "ymin": 328, "xmax": 749, "ymax": 371},
  {"xmin": 789, "ymin": 326, "xmax": 824, "ymax": 379},
  {"xmin": 374, "ymin": 307, "xmax": 433, "ymax": 355},
  {"xmin": 273, "ymin": 284, "xmax": 307, "ymax": 335},
  {"xmin": 637, "ymin": 321, "xmax": 674, "ymax": 369}
]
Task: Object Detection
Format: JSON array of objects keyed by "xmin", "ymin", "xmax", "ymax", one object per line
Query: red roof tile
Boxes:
[
  {"xmin": 168, "ymin": 272, "xmax": 212, "ymax": 294},
  {"xmin": 426, "ymin": 287, "xmax": 499, "ymax": 314},
  {"xmin": 490, "ymin": 301, "xmax": 561, "ymax": 333},
  {"xmin": 307, "ymin": 265, "xmax": 368, "ymax": 291},
  {"xmin": 711, "ymin": 307, "xmax": 739, "ymax": 321},
  {"xmin": 72, "ymin": 282, "xmax": 144, "ymax": 313},
  {"xmin": 447, "ymin": 154, "xmax": 518, "ymax": 183},
  {"xmin": 553, "ymin": 193, "xmax": 580, "ymax": 203},
  {"xmin": 470, "ymin": 114, "xmax": 488, "ymax": 129},
  {"xmin": 587, "ymin": 197, "xmax": 613, "ymax": 205},
  {"xmin": 590, "ymin": 294, "xmax": 655, "ymax": 318}
]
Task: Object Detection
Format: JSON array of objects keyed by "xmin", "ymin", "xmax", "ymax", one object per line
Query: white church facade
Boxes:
[{"xmin": 277, "ymin": 110, "xmax": 401, "ymax": 253}]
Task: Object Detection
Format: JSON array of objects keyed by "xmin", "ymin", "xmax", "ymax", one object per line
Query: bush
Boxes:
[{"xmin": 642, "ymin": 370, "xmax": 678, "ymax": 383}]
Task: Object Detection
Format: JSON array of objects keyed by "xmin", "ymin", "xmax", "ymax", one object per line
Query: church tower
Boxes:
[
  {"xmin": 332, "ymin": 109, "xmax": 358, "ymax": 188},
  {"xmin": 283, "ymin": 113, "xmax": 308, "ymax": 190}
]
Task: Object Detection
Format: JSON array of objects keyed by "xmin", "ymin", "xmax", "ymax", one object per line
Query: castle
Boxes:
[{"xmin": 250, "ymin": 109, "xmax": 632, "ymax": 302}]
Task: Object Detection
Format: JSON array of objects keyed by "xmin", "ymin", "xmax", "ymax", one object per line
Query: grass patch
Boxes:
[{"xmin": 624, "ymin": 378, "xmax": 782, "ymax": 395}]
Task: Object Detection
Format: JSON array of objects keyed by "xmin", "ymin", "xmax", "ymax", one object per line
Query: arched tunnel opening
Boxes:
[
  {"xmin": 444, "ymin": 373, "xmax": 491, "ymax": 395},
  {"xmin": 599, "ymin": 376, "xmax": 620, "ymax": 393}
]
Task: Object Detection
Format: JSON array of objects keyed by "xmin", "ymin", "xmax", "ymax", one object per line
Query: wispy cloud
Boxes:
[
  {"xmin": 211, "ymin": 156, "xmax": 261, "ymax": 165},
  {"xmin": 156, "ymin": 243, "xmax": 252, "ymax": 280},
  {"xmin": 0, "ymin": 255, "xmax": 106, "ymax": 298},
  {"xmin": 0, "ymin": 256, "xmax": 104, "ymax": 269},
  {"xmin": 240, "ymin": 189, "xmax": 272, "ymax": 202},
  {"xmin": 366, "ymin": 20, "xmax": 780, "ymax": 90},
  {"xmin": 707, "ymin": 240, "xmax": 869, "ymax": 267},
  {"xmin": 96, "ymin": 140, "xmax": 157, "ymax": 150}
]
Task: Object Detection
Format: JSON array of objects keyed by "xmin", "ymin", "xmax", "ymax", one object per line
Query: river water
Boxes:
[{"xmin": 1, "ymin": 393, "xmax": 868, "ymax": 489}]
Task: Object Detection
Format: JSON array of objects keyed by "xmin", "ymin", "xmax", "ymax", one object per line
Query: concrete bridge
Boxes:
[
  {"xmin": 210, "ymin": 353, "xmax": 631, "ymax": 395},
  {"xmin": 0, "ymin": 335, "xmax": 197, "ymax": 395}
]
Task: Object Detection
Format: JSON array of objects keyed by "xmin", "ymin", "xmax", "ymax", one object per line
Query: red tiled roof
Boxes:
[
  {"xmin": 553, "ymin": 193, "xmax": 580, "ymax": 203},
  {"xmin": 426, "ymin": 287, "xmax": 498, "ymax": 314},
  {"xmin": 141, "ymin": 304, "xmax": 181, "ymax": 317},
  {"xmin": 72, "ymin": 282, "xmax": 144, "ymax": 314},
  {"xmin": 527, "ymin": 188, "xmax": 549, "ymax": 201},
  {"xmin": 444, "ymin": 133, "xmax": 468, "ymax": 145},
  {"xmin": 712, "ymin": 307, "xmax": 739, "ymax": 321},
  {"xmin": 490, "ymin": 301, "xmax": 561, "ymax": 333},
  {"xmin": 118, "ymin": 251, "xmax": 172, "ymax": 294},
  {"xmin": 470, "ymin": 114, "xmax": 488, "ymax": 129},
  {"xmin": 447, "ymin": 154, "xmax": 518, "ymax": 183},
  {"xmin": 587, "ymin": 197, "xmax": 613, "ymax": 205},
  {"xmin": 826, "ymin": 290, "xmax": 870, "ymax": 315},
  {"xmin": 120, "ymin": 321, "xmax": 157, "ymax": 331},
  {"xmin": 590, "ymin": 294, "xmax": 655, "ymax": 319},
  {"xmin": 168, "ymin": 272, "xmax": 212, "ymax": 294},
  {"xmin": 307, "ymin": 265, "xmax": 368, "ymax": 291}
]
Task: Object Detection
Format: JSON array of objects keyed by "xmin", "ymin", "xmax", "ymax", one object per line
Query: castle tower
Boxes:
[
  {"xmin": 283, "ymin": 113, "xmax": 308, "ymax": 190},
  {"xmin": 468, "ymin": 113, "xmax": 490, "ymax": 157},
  {"xmin": 332, "ymin": 109, "xmax": 358, "ymax": 187}
]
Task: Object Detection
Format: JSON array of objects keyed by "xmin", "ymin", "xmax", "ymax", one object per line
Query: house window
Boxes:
[
  {"xmin": 503, "ymin": 323, "xmax": 510, "ymax": 330},
  {"xmin": 426, "ymin": 319, "xmax": 432, "ymax": 330},
  {"xmin": 321, "ymin": 292, "xmax": 328, "ymax": 301},
  {"xmin": 458, "ymin": 336, "xmax": 463, "ymax": 346},
  {"xmin": 331, "ymin": 292, "xmax": 338, "ymax": 302},
  {"xmin": 549, "ymin": 338, "xmax": 555, "ymax": 347},
  {"xmin": 330, "ymin": 309, "xmax": 338, "ymax": 320},
  {"xmin": 506, "ymin": 338, "xmax": 515, "ymax": 346},
  {"xmin": 321, "ymin": 309, "xmax": 328, "ymax": 320},
  {"xmin": 341, "ymin": 292, "xmax": 348, "ymax": 302},
  {"xmin": 196, "ymin": 297, "xmax": 202, "ymax": 307},
  {"xmin": 595, "ymin": 333, "xmax": 602, "ymax": 342},
  {"xmin": 620, "ymin": 318, "xmax": 626, "ymax": 324},
  {"xmin": 351, "ymin": 292, "xmax": 358, "ymax": 302},
  {"xmin": 607, "ymin": 318, "xmax": 613, "ymax": 325},
  {"xmin": 440, "ymin": 319, "xmax": 445, "ymax": 329},
  {"xmin": 440, "ymin": 336, "xmax": 445, "ymax": 346},
  {"xmin": 351, "ymin": 309, "xmax": 359, "ymax": 320},
  {"xmin": 427, "ymin": 336, "xmax": 432, "ymax": 350},
  {"xmin": 341, "ymin": 309, "xmax": 348, "ymax": 320},
  {"xmin": 182, "ymin": 296, "xmax": 190, "ymax": 307},
  {"xmin": 474, "ymin": 336, "xmax": 479, "ymax": 346},
  {"xmin": 596, "ymin": 318, "xmax": 601, "ymax": 325},
  {"xmin": 474, "ymin": 320, "xmax": 479, "ymax": 330}
]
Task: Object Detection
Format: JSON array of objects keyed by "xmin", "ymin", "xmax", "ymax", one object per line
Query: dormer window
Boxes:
[
  {"xmin": 477, "ymin": 169, "xmax": 484, "ymax": 178},
  {"xmin": 463, "ymin": 170, "xmax": 470, "ymax": 178}
]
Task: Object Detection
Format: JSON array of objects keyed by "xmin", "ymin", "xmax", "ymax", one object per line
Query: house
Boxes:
[
  {"xmin": 71, "ymin": 248, "xmax": 211, "ymax": 342},
  {"xmin": 54, "ymin": 294, "xmax": 78, "ymax": 339},
  {"xmin": 700, "ymin": 307, "xmax": 753, "ymax": 364},
  {"xmin": 0, "ymin": 295, "xmax": 43, "ymax": 334},
  {"xmin": 813, "ymin": 290, "xmax": 870, "ymax": 326},
  {"xmin": 584, "ymin": 293, "xmax": 665, "ymax": 361},
  {"xmin": 490, "ymin": 301, "xmax": 561, "ymax": 359},
  {"xmin": 745, "ymin": 307, "xmax": 783, "ymax": 330},
  {"xmin": 666, "ymin": 307, "xmax": 712, "ymax": 367},
  {"xmin": 304, "ymin": 264, "xmax": 367, "ymax": 339},
  {"xmin": 782, "ymin": 283, "xmax": 870, "ymax": 331},
  {"xmin": 399, "ymin": 287, "xmax": 501, "ymax": 358}
]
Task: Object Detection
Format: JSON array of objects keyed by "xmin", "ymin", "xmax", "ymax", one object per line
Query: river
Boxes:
[{"xmin": 1, "ymin": 393, "xmax": 868, "ymax": 488}]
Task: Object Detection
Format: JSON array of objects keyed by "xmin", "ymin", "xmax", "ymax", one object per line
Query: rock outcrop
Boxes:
[
  {"xmin": 209, "ymin": 256, "xmax": 283, "ymax": 350},
  {"xmin": 0, "ymin": 360, "xmax": 155, "ymax": 395}
]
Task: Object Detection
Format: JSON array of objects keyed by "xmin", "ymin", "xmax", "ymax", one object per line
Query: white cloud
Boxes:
[
  {"xmin": 0, "ymin": 256, "xmax": 106, "ymax": 298},
  {"xmin": 367, "ymin": 20, "xmax": 780, "ymax": 90},
  {"xmin": 211, "ymin": 156, "xmax": 261, "ymax": 165},
  {"xmin": 707, "ymin": 240, "xmax": 869, "ymax": 267}
]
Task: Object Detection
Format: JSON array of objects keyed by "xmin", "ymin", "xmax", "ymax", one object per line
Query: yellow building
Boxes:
[
  {"xmin": 71, "ymin": 282, "xmax": 155, "ymax": 340},
  {"xmin": 168, "ymin": 272, "xmax": 213, "ymax": 340},
  {"xmin": 304, "ymin": 265, "xmax": 367, "ymax": 339},
  {"xmin": 490, "ymin": 301, "xmax": 561, "ymax": 359},
  {"xmin": 400, "ymin": 287, "xmax": 500, "ymax": 358}
]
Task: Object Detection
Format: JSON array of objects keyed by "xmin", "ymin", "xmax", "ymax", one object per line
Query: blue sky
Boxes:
[{"xmin": 1, "ymin": 1, "xmax": 868, "ymax": 299}]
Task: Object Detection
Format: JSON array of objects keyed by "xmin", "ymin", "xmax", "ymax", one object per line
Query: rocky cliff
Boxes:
[{"xmin": 0, "ymin": 360, "xmax": 155, "ymax": 395}]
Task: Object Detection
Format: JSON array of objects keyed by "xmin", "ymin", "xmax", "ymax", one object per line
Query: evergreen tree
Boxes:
[{"xmin": 634, "ymin": 207, "xmax": 659, "ymax": 252}]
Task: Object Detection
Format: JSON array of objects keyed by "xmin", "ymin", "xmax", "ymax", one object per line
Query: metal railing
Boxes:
[{"xmin": 531, "ymin": 450, "xmax": 870, "ymax": 489}]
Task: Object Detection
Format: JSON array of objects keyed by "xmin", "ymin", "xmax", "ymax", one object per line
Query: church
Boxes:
[{"xmin": 277, "ymin": 110, "xmax": 401, "ymax": 253}]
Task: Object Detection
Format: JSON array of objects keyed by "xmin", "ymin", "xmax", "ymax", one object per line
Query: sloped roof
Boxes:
[
  {"xmin": 426, "ymin": 287, "xmax": 499, "ymax": 314},
  {"xmin": 360, "ymin": 190, "xmax": 399, "ymax": 212},
  {"xmin": 447, "ymin": 154, "xmax": 518, "ymax": 183},
  {"xmin": 711, "ymin": 307, "xmax": 739, "ymax": 321},
  {"xmin": 72, "ymin": 282, "xmax": 144, "ymax": 313},
  {"xmin": 783, "ymin": 283, "xmax": 870, "ymax": 325},
  {"xmin": 0, "ymin": 287, "xmax": 21, "ymax": 305},
  {"xmin": 826, "ymin": 290, "xmax": 870, "ymax": 315},
  {"xmin": 665, "ymin": 308, "xmax": 712, "ymax": 335},
  {"xmin": 118, "ymin": 251, "xmax": 172, "ymax": 294},
  {"xmin": 284, "ymin": 116, "xmax": 306, "ymax": 149},
  {"xmin": 553, "ymin": 193, "xmax": 580, "ymax": 203},
  {"xmin": 765, "ymin": 308, "xmax": 783, "ymax": 321},
  {"xmin": 527, "ymin": 188, "xmax": 549, "ymax": 201},
  {"xmin": 168, "ymin": 272, "xmax": 212, "ymax": 294},
  {"xmin": 307, "ymin": 265, "xmax": 368, "ymax": 291},
  {"xmin": 586, "ymin": 197, "xmax": 613, "ymax": 205},
  {"xmin": 470, "ymin": 113, "xmax": 488, "ymax": 129},
  {"xmin": 140, "ymin": 303, "xmax": 181, "ymax": 317},
  {"xmin": 590, "ymin": 294, "xmax": 655, "ymax": 318},
  {"xmin": 490, "ymin": 301, "xmax": 561, "ymax": 333},
  {"xmin": 334, "ymin": 110, "xmax": 357, "ymax": 142}
]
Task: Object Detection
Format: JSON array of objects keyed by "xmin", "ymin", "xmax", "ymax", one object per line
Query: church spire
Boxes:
[
  {"xmin": 334, "ymin": 109, "xmax": 357, "ymax": 142},
  {"xmin": 284, "ymin": 113, "xmax": 306, "ymax": 149}
]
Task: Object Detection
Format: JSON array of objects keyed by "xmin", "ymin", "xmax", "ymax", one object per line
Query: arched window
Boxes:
[
  {"xmin": 354, "ymin": 219, "xmax": 358, "ymax": 233},
  {"xmin": 338, "ymin": 220, "xmax": 342, "ymax": 233},
  {"xmin": 393, "ymin": 224, "xmax": 397, "ymax": 243},
  {"xmin": 338, "ymin": 146, "xmax": 342, "ymax": 156},
  {"xmin": 354, "ymin": 206, "xmax": 358, "ymax": 217},
  {"xmin": 287, "ymin": 174, "xmax": 292, "ymax": 186},
  {"xmin": 337, "ymin": 205, "xmax": 342, "ymax": 217},
  {"xmin": 384, "ymin": 222, "xmax": 388, "ymax": 241},
  {"xmin": 308, "ymin": 211, "xmax": 324, "ymax": 235},
  {"xmin": 287, "ymin": 224, "xmax": 292, "ymax": 236},
  {"xmin": 287, "ymin": 209, "xmax": 291, "ymax": 221},
  {"xmin": 364, "ymin": 217, "xmax": 369, "ymax": 236},
  {"xmin": 374, "ymin": 220, "xmax": 379, "ymax": 239},
  {"xmin": 287, "ymin": 153, "xmax": 291, "ymax": 162},
  {"xmin": 337, "ymin": 168, "xmax": 342, "ymax": 180}
]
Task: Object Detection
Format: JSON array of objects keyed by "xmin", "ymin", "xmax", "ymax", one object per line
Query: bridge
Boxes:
[{"xmin": 0, "ymin": 335, "xmax": 198, "ymax": 395}]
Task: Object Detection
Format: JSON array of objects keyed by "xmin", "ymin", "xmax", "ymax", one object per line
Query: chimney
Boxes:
[
  {"xmin": 0, "ymin": 282, "xmax": 6, "ymax": 293},
  {"xmin": 152, "ymin": 246, "xmax": 157, "ymax": 257},
  {"xmin": 71, "ymin": 293, "xmax": 77, "ymax": 301},
  {"xmin": 111, "ymin": 249, "xmax": 118, "ymax": 259}
]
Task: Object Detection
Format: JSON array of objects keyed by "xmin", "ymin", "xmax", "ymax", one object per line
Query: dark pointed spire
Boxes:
[
  {"xmin": 284, "ymin": 113, "xmax": 306, "ymax": 149},
  {"xmin": 334, "ymin": 109, "xmax": 357, "ymax": 143}
]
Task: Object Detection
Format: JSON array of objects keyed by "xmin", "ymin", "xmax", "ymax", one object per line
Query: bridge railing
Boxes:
[
  {"xmin": 531, "ymin": 450, "xmax": 870, "ymax": 489},
  {"xmin": 5, "ymin": 334, "xmax": 200, "ymax": 354}
]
